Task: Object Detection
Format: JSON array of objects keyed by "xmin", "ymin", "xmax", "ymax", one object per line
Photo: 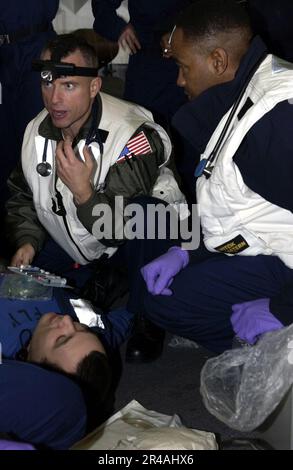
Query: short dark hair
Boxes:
[
  {"xmin": 42, "ymin": 33, "xmax": 99, "ymax": 68},
  {"xmin": 76, "ymin": 350, "xmax": 112, "ymax": 402},
  {"xmin": 176, "ymin": 0, "xmax": 252, "ymax": 42},
  {"xmin": 39, "ymin": 349, "xmax": 113, "ymax": 432},
  {"xmin": 75, "ymin": 350, "xmax": 114, "ymax": 431}
]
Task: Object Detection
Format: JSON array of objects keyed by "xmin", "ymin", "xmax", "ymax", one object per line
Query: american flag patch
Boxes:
[{"xmin": 117, "ymin": 131, "xmax": 152, "ymax": 162}]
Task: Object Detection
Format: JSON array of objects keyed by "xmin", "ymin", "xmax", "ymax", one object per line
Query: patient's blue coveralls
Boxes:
[
  {"xmin": 0, "ymin": 1, "xmax": 58, "ymax": 249},
  {"xmin": 0, "ymin": 287, "xmax": 132, "ymax": 449}
]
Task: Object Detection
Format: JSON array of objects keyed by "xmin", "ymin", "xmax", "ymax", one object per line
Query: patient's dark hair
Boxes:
[
  {"xmin": 40, "ymin": 350, "xmax": 113, "ymax": 432},
  {"xmin": 42, "ymin": 33, "xmax": 99, "ymax": 68},
  {"xmin": 76, "ymin": 350, "xmax": 112, "ymax": 401},
  {"xmin": 176, "ymin": 0, "xmax": 252, "ymax": 42}
]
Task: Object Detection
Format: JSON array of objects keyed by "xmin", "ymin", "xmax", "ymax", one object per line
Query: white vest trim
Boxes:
[
  {"xmin": 197, "ymin": 55, "xmax": 293, "ymax": 268},
  {"xmin": 22, "ymin": 93, "xmax": 185, "ymax": 264}
]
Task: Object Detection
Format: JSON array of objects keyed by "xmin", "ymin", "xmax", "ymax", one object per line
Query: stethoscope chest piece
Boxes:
[
  {"xmin": 36, "ymin": 161, "xmax": 52, "ymax": 177},
  {"xmin": 37, "ymin": 138, "xmax": 52, "ymax": 176}
]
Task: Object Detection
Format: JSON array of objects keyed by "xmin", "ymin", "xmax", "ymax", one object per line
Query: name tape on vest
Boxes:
[{"xmin": 214, "ymin": 235, "xmax": 249, "ymax": 254}]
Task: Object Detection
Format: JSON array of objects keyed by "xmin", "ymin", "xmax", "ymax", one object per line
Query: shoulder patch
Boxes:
[{"xmin": 117, "ymin": 131, "xmax": 152, "ymax": 163}]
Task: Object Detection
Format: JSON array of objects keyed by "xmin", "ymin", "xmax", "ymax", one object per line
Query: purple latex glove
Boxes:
[
  {"xmin": 231, "ymin": 298, "xmax": 284, "ymax": 345},
  {"xmin": 141, "ymin": 246, "xmax": 189, "ymax": 296},
  {"xmin": 0, "ymin": 439, "xmax": 35, "ymax": 450}
]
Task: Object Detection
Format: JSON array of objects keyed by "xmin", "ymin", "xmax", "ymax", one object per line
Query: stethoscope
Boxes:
[
  {"xmin": 194, "ymin": 51, "xmax": 267, "ymax": 179},
  {"xmin": 36, "ymin": 138, "xmax": 51, "ymax": 176},
  {"xmin": 36, "ymin": 100, "xmax": 104, "ymax": 177}
]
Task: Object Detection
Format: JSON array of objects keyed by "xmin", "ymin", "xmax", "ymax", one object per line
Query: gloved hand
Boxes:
[
  {"xmin": 141, "ymin": 246, "xmax": 189, "ymax": 296},
  {"xmin": 231, "ymin": 298, "xmax": 284, "ymax": 345},
  {"xmin": 0, "ymin": 439, "xmax": 35, "ymax": 450}
]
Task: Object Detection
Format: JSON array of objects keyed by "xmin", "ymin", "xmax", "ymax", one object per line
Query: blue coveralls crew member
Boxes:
[
  {"xmin": 0, "ymin": 284, "xmax": 133, "ymax": 449},
  {"xmin": 122, "ymin": 0, "xmax": 293, "ymax": 355},
  {"xmin": 0, "ymin": 1, "xmax": 58, "ymax": 253},
  {"xmin": 91, "ymin": 0, "xmax": 192, "ymax": 129},
  {"xmin": 5, "ymin": 34, "xmax": 184, "ymax": 287},
  {"xmin": 248, "ymin": 0, "xmax": 293, "ymax": 63}
]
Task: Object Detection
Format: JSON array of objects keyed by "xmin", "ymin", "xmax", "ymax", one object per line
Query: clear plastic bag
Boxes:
[
  {"xmin": 0, "ymin": 273, "xmax": 52, "ymax": 300},
  {"xmin": 200, "ymin": 325, "xmax": 293, "ymax": 431}
]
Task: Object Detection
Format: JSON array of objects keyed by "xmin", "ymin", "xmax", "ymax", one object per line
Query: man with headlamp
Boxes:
[{"xmin": 5, "ymin": 34, "xmax": 184, "ymax": 279}]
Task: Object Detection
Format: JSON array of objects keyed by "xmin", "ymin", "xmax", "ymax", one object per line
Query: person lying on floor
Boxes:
[{"xmin": 0, "ymin": 287, "xmax": 133, "ymax": 449}]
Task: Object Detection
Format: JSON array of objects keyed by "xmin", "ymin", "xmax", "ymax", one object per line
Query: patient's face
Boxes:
[{"xmin": 27, "ymin": 313, "xmax": 105, "ymax": 374}]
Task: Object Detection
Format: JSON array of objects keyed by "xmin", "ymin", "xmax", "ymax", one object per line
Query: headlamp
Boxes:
[
  {"xmin": 32, "ymin": 59, "xmax": 99, "ymax": 82},
  {"xmin": 40, "ymin": 69, "xmax": 54, "ymax": 82}
]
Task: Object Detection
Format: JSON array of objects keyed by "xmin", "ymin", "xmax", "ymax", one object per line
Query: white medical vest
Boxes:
[
  {"xmin": 22, "ymin": 93, "xmax": 185, "ymax": 264},
  {"xmin": 197, "ymin": 55, "xmax": 293, "ymax": 268}
]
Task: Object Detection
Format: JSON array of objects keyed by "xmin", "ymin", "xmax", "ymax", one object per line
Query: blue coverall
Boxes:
[
  {"xmin": 248, "ymin": 0, "xmax": 293, "ymax": 62},
  {"xmin": 92, "ymin": 0, "xmax": 190, "ymax": 128},
  {"xmin": 0, "ymin": 286, "xmax": 133, "ymax": 448},
  {"xmin": 0, "ymin": 1, "xmax": 58, "ymax": 251},
  {"xmin": 123, "ymin": 38, "xmax": 293, "ymax": 353}
]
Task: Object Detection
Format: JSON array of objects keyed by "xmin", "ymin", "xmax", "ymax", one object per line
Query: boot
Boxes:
[{"xmin": 125, "ymin": 314, "xmax": 165, "ymax": 363}]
